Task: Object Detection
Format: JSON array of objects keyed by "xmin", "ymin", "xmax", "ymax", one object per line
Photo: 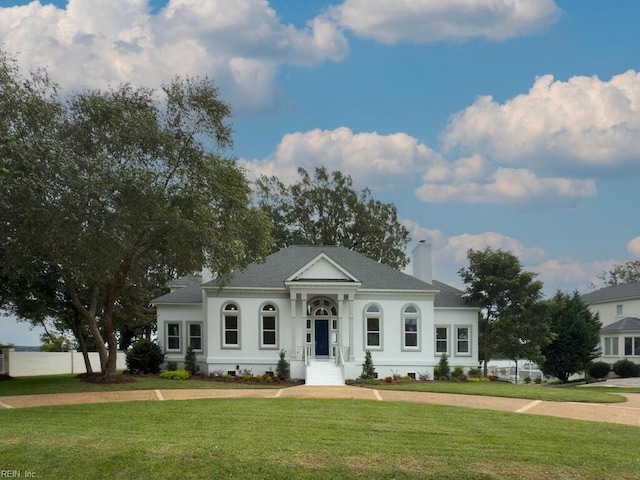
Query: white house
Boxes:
[
  {"xmin": 153, "ymin": 243, "xmax": 479, "ymax": 384},
  {"xmin": 581, "ymin": 282, "xmax": 640, "ymax": 365}
]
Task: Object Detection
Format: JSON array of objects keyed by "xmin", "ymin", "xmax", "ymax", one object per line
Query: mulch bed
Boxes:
[{"xmin": 77, "ymin": 373, "xmax": 137, "ymax": 384}]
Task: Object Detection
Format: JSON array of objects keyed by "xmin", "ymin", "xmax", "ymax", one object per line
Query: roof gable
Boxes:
[{"xmin": 287, "ymin": 252, "xmax": 359, "ymax": 283}]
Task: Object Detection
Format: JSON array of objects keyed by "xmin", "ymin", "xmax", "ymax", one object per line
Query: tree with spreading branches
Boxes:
[
  {"xmin": 0, "ymin": 49, "xmax": 272, "ymax": 377},
  {"xmin": 255, "ymin": 166, "xmax": 410, "ymax": 269}
]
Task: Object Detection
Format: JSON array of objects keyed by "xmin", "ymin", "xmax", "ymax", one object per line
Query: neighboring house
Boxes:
[
  {"xmin": 581, "ymin": 282, "xmax": 640, "ymax": 365},
  {"xmin": 153, "ymin": 243, "xmax": 479, "ymax": 385}
]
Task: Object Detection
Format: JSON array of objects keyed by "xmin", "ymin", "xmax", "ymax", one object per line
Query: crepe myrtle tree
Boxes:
[{"xmin": 0, "ymin": 49, "xmax": 272, "ymax": 377}]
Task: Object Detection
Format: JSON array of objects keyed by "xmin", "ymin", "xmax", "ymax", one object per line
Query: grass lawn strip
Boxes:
[
  {"xmin": 0, "ymin": 374, "xmax": 630, "ymax": 404},
  {"xmin": 0, "ymin": 399, "xmax": 637, "ymax": 479},
  {"xmin": 370, "ymin": 380, "xmax": 628, "ymax": 403}
]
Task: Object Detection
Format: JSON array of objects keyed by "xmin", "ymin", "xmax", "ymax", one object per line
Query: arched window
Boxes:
[
  {"xmin": 364, "ymin": 304, "xmax": 383, "ymax": 350},
  {"xmin": 222, "ymin": 303, "xmax": 240, "ymax": 348},
  {"xmin": 260, "ymin": 303, "xmax": 278, "ymax": 349},
  {"xmin": 402, "ymin": 304, "xmax": 420, "ymax": 350}
]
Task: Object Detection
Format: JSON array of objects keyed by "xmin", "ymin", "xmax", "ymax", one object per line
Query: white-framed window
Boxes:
[
  {"xmin": 364, "ymin": 304, "xmax": 383, "ymax": 349},
  {"xmin": 222, "ymin": 303, "xmax": 240, "ymax": 348},
  {"xmin": 306, "ymin": 318, "xmax": 312, "ymax": 344},
  {"xmin": 603, "ymin": 336, "xmax": 619, "ymax": 356},
  {"xmin": 188, "ymin": 322, "xmax": 202, "ymax": 352},
  {"xmin": 616, "ymin": 304, "xmax": 623, "ymax": 316},
  {"xmin": 166, "ymin": 322, "xmax": 181, "ymax": 352},
  {"xmin": 435, "ymin": 326, "xmax": 448, "ymax": 355},
  {"xmin": 624, "ymin": 336, "xmax": 640, "ymax": 356},
  {"xmin": 260, "ymin": 303, "xmax": 278, "ymax": 349},
  {"xmin": 402, "ymin": 305, "xmax": 420, "ymax": 350},
  {"xmin": 456, "ymin": 326, "xmax": 471, "ymax": 355}
]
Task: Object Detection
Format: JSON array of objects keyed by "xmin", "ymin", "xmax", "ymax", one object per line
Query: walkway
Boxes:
[{"xmin": 1, "ymin": 385, "xmax": 639, "ymax": 427}]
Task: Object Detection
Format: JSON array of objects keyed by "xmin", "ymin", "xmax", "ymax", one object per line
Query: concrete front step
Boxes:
[{"xmin": 305, "ymin": 360, "xmax": 345, "ymax": 386}]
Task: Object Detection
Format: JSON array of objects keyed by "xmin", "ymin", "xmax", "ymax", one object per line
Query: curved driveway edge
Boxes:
[{"xmin": 1, "ymin": 385, "xmax": 639, "ymax": 427}]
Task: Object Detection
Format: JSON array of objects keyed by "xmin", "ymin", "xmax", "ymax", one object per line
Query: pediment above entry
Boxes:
[{"xmin": 285, "ymin": 252, "xmax": 362, "ymax": 292}]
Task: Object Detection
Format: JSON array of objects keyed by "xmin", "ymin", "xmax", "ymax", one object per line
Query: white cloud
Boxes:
[
  {"xmin": 416, "ymin": 154, "xmax": 596, "ymax": 204},
  {"xmin": 627, "ymin": 237, "xmax": 640, "ymax": 257},
  {"xmin": 404, "ymin": 220, "xmax": 618, "ymax": 295},
  {"xmin": 530, "ymin": 258, "xmax": 619, "ymax": 294},
  {"xmin": 0, "ymin": 0, "xmax": 348, "ymax": 113},
  {"xmin": 402, "ymin": 223, "xmax": 547, "ymax": 284},
  {"xmin": 330, "ymin": 0, "xmax": 561, "ymax": 44},
  {"xmin": 443, "ymin": 70, "xmax": 640, "ymax": 169},
  {"xmin": 243, "ymin": 127, "xmax": 597, "ymax": 205},
  {"xmin": 240, "ymin": 127, "xmax": 440, "ymax": 190},
  {"xmin": 443, "ymin": 232, "xmax": 545, "ymax": 263}
]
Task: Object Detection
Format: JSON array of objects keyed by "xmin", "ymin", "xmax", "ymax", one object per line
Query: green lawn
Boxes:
[
  {"xmin": 0, "ymin": 374, "xmax": 282, "ymax": 396},
  {"xmin": 0, "ymin": 375, "xmax": 631, "ymax": 404},
  {"xmin": 0, "ymin": 398, "xmax": 638, "ymax": 479},
  {"xmin": 366, "ymin": 380, "xmax": 629, "ymax": 403}
]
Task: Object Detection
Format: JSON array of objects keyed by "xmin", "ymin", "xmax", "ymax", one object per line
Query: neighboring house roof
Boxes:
[
  {"xmin": 600, "ymin": 317, "xmax": 640, "ymax": 333},
  {"xmin": 204, "ymin": 245, "xmax": 437, "ymax": 291},
  {"xmin": 581, "ymin": 282, "xmax": 640, "ymax": 304}
]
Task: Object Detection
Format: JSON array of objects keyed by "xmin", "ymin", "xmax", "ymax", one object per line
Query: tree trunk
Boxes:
[{"xmin": 72, "ymin": 313, "xmax": 93, "ymax": 375}]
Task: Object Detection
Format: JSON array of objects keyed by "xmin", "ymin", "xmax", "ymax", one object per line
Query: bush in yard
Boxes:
[
  {"xmin": 467, "ymin": 367, "xmax": 481, "ymax": 377},
  {"xmin": 160, "ymin": 370, "xmax": 190, "ymax": 380},
  {"xmin": 126, "ymin": 340, "xmax": 164, "ymax": 374},
  {"xmin": 360, "ymin": 350, "xmax": 377, "ymax": 380},
  {"xmin": 184, "ymin": 345, "xmax": 199, "ymax": 374},
  {"xmin": 276, "ymin": 349, "xmax": 290, "ymax": 381},
  {"xmin": 588, "ymin": 361, "xmax": 611, "ymax": 379},
  {"xmin": 166, "ymin": 361, "xmax": 178, "ymax": 372},
  {"xmin": 612, "ymin": 359, "xmax": 640, "ymax": 378},
  {"xmin": 437, "ymin": 354, "xmax": 450, "ymax": 380},
  {"xmin": 451, "ymin": 366, "xmax": 465, "ymax": 379}
]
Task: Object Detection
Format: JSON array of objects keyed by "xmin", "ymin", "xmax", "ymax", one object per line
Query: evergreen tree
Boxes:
[
  {"xmin": 184, "ymin": 345, "xmax": 199, "ymax": 374},
  {"xmin": 276, "ymin": 349, "xmax": 290, "ymax": 380},
  {"xmin": 541, "ymin": 291, "xmax": 602, "ymax": 383},
  {"xmin": 360, "ymin": 350, "xmax": 376, "ymax": 379}
]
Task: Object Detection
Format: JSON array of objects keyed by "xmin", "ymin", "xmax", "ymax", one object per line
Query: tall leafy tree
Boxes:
[
  {"xmin": 458, "ymin": 247, "xmax": 551, "ymax": 377},
  {"xmin": 597, "ymin": 260, "xmax": 640, "ymax": 286},
  {"xmin": 255, "ymin": 166, "xmax": 410, "ymax": 269},
  {"xmin": 0, "ymin": 49, "xmax": 272, "ymax": 377},
  {"xmin": 540, "ymin": 291, "xmax": 602, "ymax": 383}
]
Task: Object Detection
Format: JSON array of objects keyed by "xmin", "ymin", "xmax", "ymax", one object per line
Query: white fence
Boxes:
[
  {"xmin": 485, "ymin": 360, "xmax": 544, "ymax": 383},
  {"xmin": 0, "ymin": 349, "xmax": 126, "ymax": 377}
]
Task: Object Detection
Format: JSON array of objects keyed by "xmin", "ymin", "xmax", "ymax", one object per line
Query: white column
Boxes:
[
  {"xmin": 337, "ymin": 293, "xmax": 344, "ymax": 359},
  {"xmin": 290, "ymin": 293, "xmax": 297, "ymax": 359},
  {"xmin": 301, "ymin": 294, "xmax": 308, "ymax": 359},
  {"xmin": 348, "ymin": 293, "xmax": 355, "ymax": 361}
]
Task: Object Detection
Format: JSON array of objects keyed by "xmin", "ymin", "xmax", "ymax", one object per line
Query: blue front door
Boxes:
[{"xmin": 315, "ymin": 319, "xmax": 329, "ymax": 356}]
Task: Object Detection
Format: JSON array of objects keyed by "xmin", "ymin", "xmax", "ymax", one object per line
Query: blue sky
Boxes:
[{"xmin": 2, "ymin": 0, "xmax": 640, "ymax": 345}]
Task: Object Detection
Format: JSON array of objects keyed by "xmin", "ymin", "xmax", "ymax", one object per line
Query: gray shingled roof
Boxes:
[
  {"xmin": 601, "ymin": 317, "xmax": 640, "ymax": 333},
  {"xmin": 204, "ymin": 245, "xmax": 437, "ymax": 291},
  {"xmin": 153, "ymin": 246, "xmax": 479, "ymax": 310},
  {"xmin": 432, "ymin": 280, "xmax": 476, "ymax": 308},
  {"xmin": 153, "ymin": 275, "xmax": 203, "ymax": 304},
  {"xmin": 581, "ymin": 282, "xmax": 640, "ymax": 304}
]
